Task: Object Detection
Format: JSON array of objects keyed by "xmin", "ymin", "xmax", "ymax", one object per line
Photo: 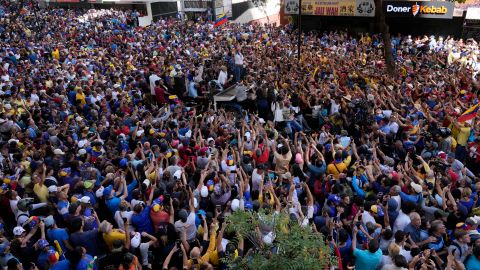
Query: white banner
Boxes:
[{"xmin": 466, "ymin": 7, "xmax": 480, "ymax": 20}]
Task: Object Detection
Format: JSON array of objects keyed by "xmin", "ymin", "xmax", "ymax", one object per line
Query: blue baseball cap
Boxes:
[
  {"xmin": 37, "ymin": 239, "xmax": 49, "ymax": 249},
  {"xmin": 103, "ymin": 185, "xmax": 113, "ymax": 197}
]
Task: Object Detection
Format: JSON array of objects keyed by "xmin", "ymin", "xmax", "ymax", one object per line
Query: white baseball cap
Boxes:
[
  {"xmin": 80, "ymin": 196, "xmax": 91, "ymax": 204},
  {"xmin": 47, "ymin": 185, "xmax": 58, "ymax": 193},
  {"xmin": 200, "ymin": 186, "xmax": 209, "ymax": 198},
  {"xmin": 53, "ymin": 149, "xmax": 65, "ymax": 155},
  {"xmin": 13, "ymin": 226, "xmax": 26, "ymax": 236},
  {"xmin": 231, "ymin": 199, "xmax": 240, "ymax": 211},
  {"xmin": 95, "ymin": 186, "xmax": 104, "ymax": 198}
]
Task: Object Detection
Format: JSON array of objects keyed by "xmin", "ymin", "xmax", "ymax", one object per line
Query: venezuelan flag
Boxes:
[
  {"xmin": 214, "ymin": 13, "xmax": 228, "ymax": 28},
  {"xmin": 458, "ymin": 103, "xmax": 480, "ymax": 122}
]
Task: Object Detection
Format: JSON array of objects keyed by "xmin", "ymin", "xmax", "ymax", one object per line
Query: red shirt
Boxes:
[{"xmin": 154, "ymin": 86, "xmax": 166, "ymax": 104}]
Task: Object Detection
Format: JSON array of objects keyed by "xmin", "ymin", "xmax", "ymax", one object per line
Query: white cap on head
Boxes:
[
  {"xmin": 48, "ymin": 185, "xmax": 58, "ymax": 193},
  {"xmin": 231, "ymin": 199, "xmax": 240, "ymax": 211},
  {"xmin": 200, "ymin": 186, "xmax": 209, "ymax": 198},
  {"xmin": 95, "ymin": 186, "xmax": 104, "ymax": 198},
  {"xmin": 13, "ymin": 226, "xmax": 26, "ymax": 236},
  {"xmin": 53, "ymin": 149, "xmax": 65, "ymax": 155},
  {"xmin": 80, "ymin": 196, "xmax": 91, "ymax": 204}
]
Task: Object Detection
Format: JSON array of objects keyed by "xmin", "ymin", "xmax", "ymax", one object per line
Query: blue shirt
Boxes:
[
  {"xmin": 105, "ymin": 196, "xmax": 121, "ymax": 215},
  {"xmin": 131, "ymin": 205, "xmax": 154, "ymax": 234},
  {"xmin": 70, "ymin": 230, "xmax": 100, "ymax": 256},
  {"xmin": 47, "ymin": 228, "xmax": 69, "ymax": 252},
  {"xmin": 51, "ymin": 260, "xmax": 71, "ymax": 270},
  {"xmin": 353, "ymin": 248, "xmax": 382, "ymax": 270},
  {"xmin": 465, "ymin": 254, "xmax": 480, "ymax": 270},
  {"xmin": 188, "ymin": 81, "xmax": 198, "ymax": 98},
  {"xmin": 76, "ymin": 254, "xmax": 97, "ymax": 270},
  {"xmin": 38, "ymin": 247, "xmax": 57, "ymax": 269},
  {"xmin": 399, "ymin": 191, "xmax": 422, "ymax": 204}
]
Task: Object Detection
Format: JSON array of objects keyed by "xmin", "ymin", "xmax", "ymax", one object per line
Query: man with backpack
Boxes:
[{"xmin": 448, "ymin": 229, "xmax": 471, "ymax": 263}]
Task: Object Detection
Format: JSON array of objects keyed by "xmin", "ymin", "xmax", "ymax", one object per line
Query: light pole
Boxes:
[{"xmin": 297, "ymin": 0, "xmax": 302, "ymax": 60}]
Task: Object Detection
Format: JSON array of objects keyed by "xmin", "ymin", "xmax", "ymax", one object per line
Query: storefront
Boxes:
[{"xmin": 282, "ymin": 0, "xmax": 465, "ymax": 37}]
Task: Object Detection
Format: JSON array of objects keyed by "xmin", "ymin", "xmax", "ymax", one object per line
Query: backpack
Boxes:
[{"xmin": 451, "ymin": 241, "xmax": 463, "ymax": 259}]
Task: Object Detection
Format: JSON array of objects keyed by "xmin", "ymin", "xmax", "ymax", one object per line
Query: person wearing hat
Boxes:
[
  {"xmin": 47, "ymin": 249, "xmax": 70, "ymax": 270},
  {"xmin": 150, "ymin": 194, "xmax": 174, "ymax": 233},
  {"xmin": 104, "ymin": 172, "xmax": 129, "ymax": 216},
  {"xmin": 45, "ymin": 215, "xmax": 73, "ymax": 254},
  {"xmin": 0, "ymin": 238, "xmax": 16, "ymax": 269},
  {"xmin": 82, "ymin": 180, "xmax": 97, "ymax": 207},
  {"xmin": 398, "ymin": 181, "xmax": 422, "ymax": 204},
  {"xmin": 36, "ymin": 236, "xmax": 60, "ymax": 270},
  {"xmin": 131, "ymin": 181, "xmax": 155, "ymax": 235}
]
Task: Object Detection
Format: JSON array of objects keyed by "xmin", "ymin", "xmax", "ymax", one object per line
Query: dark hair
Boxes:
[
  {"xmin": 368, "ymin": 239, "xmax": 379, "ymax": 253},
  {"xmin": 6, "ymin": 258, "xmax": 21, "ymax": 270},
  {"xmin": 473, "ymin": 244, "xmax": 480, "ymax": 258},
  {"xmin": 383, "ymin": 228, "xmax": 393, "ymax": 240},
  {"xmin": 393, "ymin": 255, "xmax": 408, "ymax": 268},
  {"xmin": 338, "ymin": 229, "xmax": 349, "ymax": 243},
  {"xmin": 70, "ymin": 217, "xmax": 83, "ymax": 233}
]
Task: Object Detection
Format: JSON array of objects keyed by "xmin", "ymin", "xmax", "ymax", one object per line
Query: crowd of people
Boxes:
[{"xmin": 0, "ymin": 0, "xmax": 480, "ymax": 269}]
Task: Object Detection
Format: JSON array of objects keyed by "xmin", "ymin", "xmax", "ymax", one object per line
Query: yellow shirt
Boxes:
[
  {"xmin": 327, "ymin": 162, "xmax": 347, "ymax": 179},
  {"xmin": 76, "ymin": 92, "xmax": 86, "ymax": 106},
  {"xmin": 52, "ymin": 49, "xmax": 60, "ymax": 60},
  {"xmin": 103, "ymin": 230, "xmax": 126, "ymax": 250},
  {"xmin": 456, "ymin": 126, "xmax": 471, "ymax": 147},
  {"xmin": 33, "ymin": 183, "xmax": 49, "ymax": 203},
  {"xmin": 188, "ymin": 230, "xmax": 216, "ymax": 269}
]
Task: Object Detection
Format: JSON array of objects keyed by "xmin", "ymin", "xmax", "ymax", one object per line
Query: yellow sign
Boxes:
[{"xmin": 302, "ymin": 0, "xmax": 356, "ymax": 16}]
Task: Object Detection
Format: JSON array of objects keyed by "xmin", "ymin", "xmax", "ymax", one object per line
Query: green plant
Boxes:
[{"xmin": 224, "ymin": 209, "xmax": 336, "ymax": 270}]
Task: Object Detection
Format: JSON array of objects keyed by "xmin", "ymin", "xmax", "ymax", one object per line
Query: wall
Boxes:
[
  {"xmin": 298, "ymin": 15, "xmax": 465, "ymax": 38},
  {"xmin": 232, "ymin": 0, "xmax": 281, "ymax": 24}
]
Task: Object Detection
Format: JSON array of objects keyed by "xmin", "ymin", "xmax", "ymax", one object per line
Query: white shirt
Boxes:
[
  {"xmin": 30, "ymin": 94, "xmax": 40, "ymax": 103},
  {"xmin": 218, "ymin": 70, "xmax": 228, "ymax": 85},
  {"xmin": 361, "ymin": 211, "xmax": 376, "ymax": 226},
  {"xmin": 330, "ymin": 100, "xmax": 340, "ymax": 115},
  {"xmin": 149, "ymin": 74, "xmax": 161, "ymax": 95},
  {"xmin": 174, "ymin": 212, "xmax": 197, "ymax": 241},
  {"xmin": 251, "ymin": 169, "xmax": 263, "ymax": 191},
  {"xmin": 393, "ymin": 211, "xmax": 411, "ymax": 233},
  {"xmin": 114, "ymin": 210, "xmax": 135, "ymax": 232},
  {"xmin": 234, "ymin": 52, "xmax": 244, "ymax": 65},
  {"xmin": 387, "ymin": 121, "xmax": 399, "ymax": 135}
]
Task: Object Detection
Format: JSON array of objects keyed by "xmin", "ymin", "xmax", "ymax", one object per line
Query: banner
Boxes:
[
  {"xmin": 384, "ymin": 1, "xmax": 454, "ymax": 19},
  {"xmin": 301, "ymin": 0, "xmax": 356, "ymax": 16},
  {"xmin": 355, "ymin": 0, "xmax": 375, "ymax": 17},
  {"xmin": 466, "ymin": 7, "xmax": 480, "ymax": 20},
  {"xmin": 285, "ymin": 0, "xmax": 300, "ymax": 14}
]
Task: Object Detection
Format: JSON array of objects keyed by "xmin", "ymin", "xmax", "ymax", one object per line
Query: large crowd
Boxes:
[{"xmin": 0, "ymin": 1, "xmax": 479, "ymax": 270}]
